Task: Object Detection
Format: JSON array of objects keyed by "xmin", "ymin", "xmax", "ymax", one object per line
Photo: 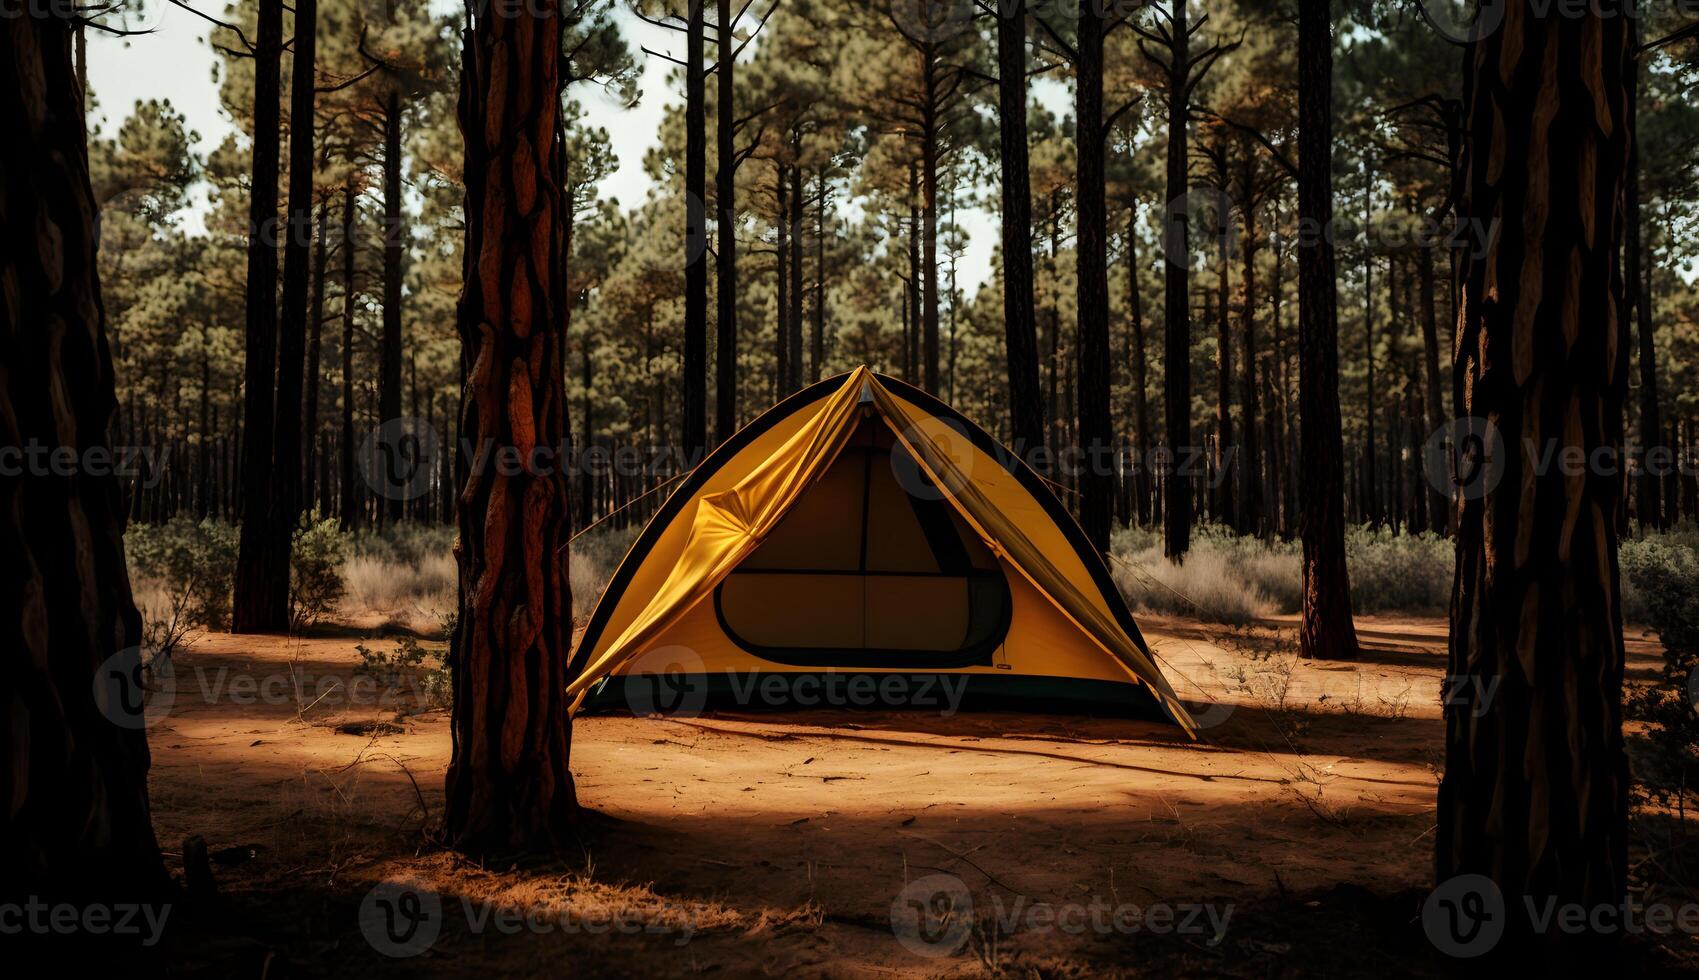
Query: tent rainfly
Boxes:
[{"xmin": 567, "ymin": 367, "xmax": 1197, "ymax": 735}]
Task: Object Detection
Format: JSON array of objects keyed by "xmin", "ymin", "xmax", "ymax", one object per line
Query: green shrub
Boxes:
[
  {"xmin": 1343, "ymin": 526, "xmax": 1453, "ymax": 615},
  {"xmin": 353, "ymin": 636, "xmax": 450, "ymax": 712},
  {"xmin": 1110, "ymin": 522, "xmax": 1456, "ymax": 622},
  {"xmin": 291, "ymin": 517, "xmax": 348, "ymax": 629},
  {"xmin": 125, "ymin": 517, "xmax": 239, "ymax": 633},
  {"xmin": 1623, "ymin": 533, "xmax": 1699, "ymax": 809}
]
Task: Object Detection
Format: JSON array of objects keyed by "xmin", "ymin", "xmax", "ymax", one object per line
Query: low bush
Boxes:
[
  {"xmin": 290, "ymin": 517, "xmax": 347, "ymax": 629},
  {"xmin": 1623, "ymin": 531, "xmax": 1699, "ymax": 811},
  {"xmin": 353, "ymin": 635, "xmax": 451, "ymax": 713},
  {"xmin": 126, "ymin": 518, "xmax": 239, "ymax": 645}
]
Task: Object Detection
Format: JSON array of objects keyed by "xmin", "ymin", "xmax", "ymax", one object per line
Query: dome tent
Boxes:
[{"xmin": 567, "ymin": 367, "xmax": 1196, "ymax": 735}]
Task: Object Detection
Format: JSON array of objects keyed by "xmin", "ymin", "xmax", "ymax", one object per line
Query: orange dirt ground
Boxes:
[{"xmin": 130, "ymin": 615, "xmax": 1687, "ymax": 977}]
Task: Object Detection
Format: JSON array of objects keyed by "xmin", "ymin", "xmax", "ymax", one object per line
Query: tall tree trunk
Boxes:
[
  {"xmin": 1212, "ymin": 161, "xmax": 1235, "ymax": 529},
  {"xmin": 1238, "ymin": 152, "xmax": 1263, "ymax": 536},
  {"xmin": 1625, "ymin": 40, "xmax": 1660, "ymax": 531},
  {"xmin": 1437, "ymin": 6, "xmax": 1632, "ymax": 957},
  {"xmin": 2, "ymin": 4, "xmax": 171, "ymax": 905},
  {"xmin": 1418, "ymin": 238, "xmax": 1450, "ymax": 532},
  {"xmin": 232, "ymin": 0, "xmax": 286, "ymax": 633},
  {"xmin": 1129, "ymin": 206, "xmax": 1153, "ymax": 526},
  {"xmin": 683, "ymin": 0, "xmax": 707, "ymax": 461},
  {"xmin": 1160, "ymin": 0, "xmax": 1192, "ymax": 560},
  {"xmin": 788, "ymin": 152, "xmax": 804, "ymax": 393},
  {"xmin": 920, "ymin": 54, "xmax": 940, "ymax": 393},
  {"xmin": 907, "ymin": 162, "xmax": 922, "ymax": 384},
  {"xmin": 775, "ymin": 164, "xmax": 790, "ymax": 394},
  {"xmin": 1362, "ymin": 205, "xmax": 1380, "ymax": 528},
  {"xmin": 339, "ymin": 179, "xmax": 360, "ymax": 530},
  {"xmin": 305, "ymin": 201, "xmax": 328, "ymax": 513},
  {"xmin": 446, "ymin": 8, "xmax": 576, "ymax": 854},
  {"xmin": 379, "ymin": 90, "xmax": 405, "ymax": 525},
  {"xmin": 1296, "ymin": 0, "xmax": 1359, "ymax": 660},
  {"xmin": 269, "ymin": 0, "xmax": 318, "ymax": 620},
  {"xmin": 997, "ymin": 0, "xmax": 1044, "ymax": 469},
  {"xmin": 812, "ymin": 170, "xmax": 826, "ymax": 382},
  {"xmin": 1075, "ymin": 0, "xmax": 1112, "ymax": 552},
  {"xmin": 714, "ymin": 0, "xmax": 738, "ymax": 443}
]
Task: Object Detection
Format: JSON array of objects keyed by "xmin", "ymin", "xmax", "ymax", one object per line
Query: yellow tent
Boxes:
[{"xmin": 568, "ymin": 367, "xmax": 1196, "ymax": 735}]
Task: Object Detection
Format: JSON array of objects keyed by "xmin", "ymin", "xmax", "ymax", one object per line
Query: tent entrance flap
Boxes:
[{"xmin": 711, "ymin": 418, "xmax": 1012, "ymax": 669}]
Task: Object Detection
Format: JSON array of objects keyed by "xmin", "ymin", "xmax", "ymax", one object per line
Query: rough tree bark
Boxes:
[
  {"xmin": 445, "ymin": 8, "xmax": 577, "ymax": 854},
  {"xmin": 1436, "ymin": 3, "xmax": 1632, "ymax": 958},
  {"xmin": 232, "ymin": 0, "xmax": 286, "ymax": 633},
  {"xmin": 1295, "ymin": 0, "xmax": 1359, "ymax": 660},
  {"xmin": 2, "ymin": 5, "xmax": 170, "ymax": 904}
]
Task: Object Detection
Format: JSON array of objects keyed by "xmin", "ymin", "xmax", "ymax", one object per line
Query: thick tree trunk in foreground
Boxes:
[
  {"xmin": 714, "ymin": 0, "xmax": 737, "ymax": 444},
  {"xmin": 1295, "ymin": 0, "xmax": 1359, "ymax": 660},
  {"xmin": 1436, "ymin": 5, "xmax": 1631, "ymax": 958},
  {"xmin": 446, "ymin": 10, "xmax": 577, "ymax": 854},
  {"xmin": 1075, "ymin": 0, "xmax": 1112, "ymax": 553},
  {"xmin": 232, "ymin": 0, "xmax": 286, "ymax": 633},
  {"xmin": 1161, "ymin": 0, "xmax": 1192, "ymax": 560},
  {"xmin": 997, "ymin": 1, "xmax": 1044, "ymax": 468},
  {"xmin": 2, "ymin": 7, "xmax": 170, "ymax": 903}
]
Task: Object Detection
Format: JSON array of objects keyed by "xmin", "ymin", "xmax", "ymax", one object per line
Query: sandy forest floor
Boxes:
[{"xmin": 128, "ymin": 615, "xmax": 1691, "ymax": 977}]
